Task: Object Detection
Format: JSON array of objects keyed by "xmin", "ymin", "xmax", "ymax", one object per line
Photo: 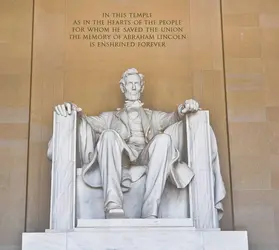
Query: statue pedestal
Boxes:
[{"xmin": 22, "ymin": 219, "xmax": 248, "ymax": 250}]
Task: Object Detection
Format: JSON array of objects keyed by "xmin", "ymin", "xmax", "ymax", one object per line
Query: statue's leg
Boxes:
[
  {"xmin": 97, "ymin": 130, "xmax": 128, "ymax": 217},
  {"xmin": 140, "ymin": 134, "xmax": 174, "ymax": 218}
]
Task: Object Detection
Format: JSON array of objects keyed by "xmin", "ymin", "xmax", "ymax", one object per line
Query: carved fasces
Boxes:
[
  {"xmin": 50, "ymin": 111, "xmax": 77, "ymax": 230},
  {"xmin": 186, "ymin": 111, "xmax": 219, "ymax": 229}
]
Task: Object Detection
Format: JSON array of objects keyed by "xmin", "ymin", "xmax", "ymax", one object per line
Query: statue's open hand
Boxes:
[
  {"xmin": 179, "ymin": 99, "xmax": 200, "ymax": 115},
  {"xmin": 54, "ymin": 102, "xmax": 82, "ymax": 116}
]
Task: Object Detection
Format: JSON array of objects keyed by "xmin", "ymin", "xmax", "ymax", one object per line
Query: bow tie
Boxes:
[{"xmin": 124, "ymin": 100, "xmax": 144, "ymax": 109}]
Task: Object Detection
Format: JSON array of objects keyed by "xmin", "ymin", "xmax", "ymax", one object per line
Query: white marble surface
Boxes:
[
  {"xmin": 22, "ymin": 233, "xmax": 66, "ymax": 250},
  {"xmin": 49, "ymin": 111, "xmax": 77, "ymax": 230},
  {"xmin": 76, "ymin": 218, "xmax": 194, "ymax": 228},
  {"xmin": 76, "ymin": 168, "xmax": 105, "ymax": 219},
  {"xmin": 203, "ymin": 231, "xmax": 249, "ymax": 250},
  {"xmin": 76, "ymin": 169, "xmax": 189, "ymax": 220},
  {"xmin": 22, "ymin": 230, "xmax": 248, "ymax": 250},
  {"xmin": 186, "ymin": 111, "xmax": 218, "ymax": 228},
  {"xmin": 76, "ymin": 168, "xmax": 147, "ymax": 219}
]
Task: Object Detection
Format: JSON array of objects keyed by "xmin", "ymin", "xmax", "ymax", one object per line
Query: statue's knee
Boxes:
[
  {"xmin": 101, "ymin": 130, "xmax": 118, "ymax": 141},
  {"xmin": 154, "ymin": 133, "xmax": 171, "ymax": 144}
]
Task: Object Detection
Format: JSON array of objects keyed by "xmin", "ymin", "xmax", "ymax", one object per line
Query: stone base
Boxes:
[{"xmin": 22, "ymin": 220, "xmax": 248, "ymax": 250}]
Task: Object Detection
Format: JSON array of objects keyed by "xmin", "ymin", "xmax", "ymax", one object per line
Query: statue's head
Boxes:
[{"xmin": 119, "ymin": 68, "xmax": 144, "ymax": 101}]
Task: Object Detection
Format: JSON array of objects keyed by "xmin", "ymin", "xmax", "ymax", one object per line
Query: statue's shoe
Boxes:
[
  {"xmin": 105, "ymin": 208, "xmax": 125, "ymax": 219},
  {"xmin": 144, "ymin": 215, "xmax": 157, "ymax": 219}
]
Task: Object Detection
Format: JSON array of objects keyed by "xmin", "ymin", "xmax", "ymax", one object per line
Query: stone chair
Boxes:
[
  {"xmin": 48, "ymin": 110, "xmax": 222, "ymax": 231},
  {"xmin": 22, "ymin": 111, "xmax": 250, "ymax": 250}
]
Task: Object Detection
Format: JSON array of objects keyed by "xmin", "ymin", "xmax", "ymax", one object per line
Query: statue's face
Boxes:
[{"xmin": 122, "ymin": 74, "xmax": 143, "ymax": 101}]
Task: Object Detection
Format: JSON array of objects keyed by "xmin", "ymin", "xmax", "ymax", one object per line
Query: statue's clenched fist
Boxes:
[
  {"xmin": 54, "ymin": 102, "xmax": 82, "ymax": 116},
  {"xmin": 178, "ymin": 99, "xmax": 200, "ymax": 115}
]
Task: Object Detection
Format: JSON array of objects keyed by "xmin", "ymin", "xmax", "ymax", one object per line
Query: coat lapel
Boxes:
[
  {"xmin": 139, "ymin": 108, "xmax": 152, "ymax": 140},
  {"xmin": 115, "ymin": 108, "xmax": 130, "ymax": 136}
]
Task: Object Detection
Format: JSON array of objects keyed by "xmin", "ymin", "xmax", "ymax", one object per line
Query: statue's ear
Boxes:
[{"xmin": 141, "ymin": 85, "xmax": 144, "ymax": 93}]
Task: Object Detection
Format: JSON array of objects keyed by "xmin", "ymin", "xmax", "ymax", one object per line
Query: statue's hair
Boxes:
[{"xmin": 119, "ymin": 68, "xmax": 144, "ymax": 86}]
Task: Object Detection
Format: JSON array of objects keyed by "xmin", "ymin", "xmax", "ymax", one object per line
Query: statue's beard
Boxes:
[{"xmin": 124, "ymin": 91, "xmax": 141, "ymax": 101}]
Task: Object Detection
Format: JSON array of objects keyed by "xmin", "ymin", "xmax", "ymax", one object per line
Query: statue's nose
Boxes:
[{"xmin": 132, "ymin": 83, "xmax": 136, "ymax": 90}]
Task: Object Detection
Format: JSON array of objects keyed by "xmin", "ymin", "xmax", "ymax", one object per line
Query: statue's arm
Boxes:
[
  {"xmin": 46, "ymin": 114, "xmax": 100, "ymax": 165},
  {"xmin": 81, "ymin": 113, "xmax": 109, "ymax": 134},
  {"xmin": 153, "ymin": 110, "xmax": 182, "ymax": 131},
  {"xmin": 53, "ymin": 102, "xmax": 108, "ymax": 134},
  {"xmin": 47, "ymin": 102, "xmax": 109, "ymax": 163},
  {"xmin": 154, "ymin": 99, "xmax": 200, "ymax": 131}
]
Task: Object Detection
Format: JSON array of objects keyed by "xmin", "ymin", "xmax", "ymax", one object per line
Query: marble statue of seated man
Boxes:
[{"xmin": 50, "ymin": 68, "xmax": 224, "ymax": 219}]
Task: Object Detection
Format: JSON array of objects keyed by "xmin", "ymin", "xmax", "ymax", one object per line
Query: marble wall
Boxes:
[
  {"xmin": 222, "ymin": 0, "xmax": 279, "ymax": 249},
  {"xmin": 0, "ymin": 1, "xmax": 33, "ymax": 250}
]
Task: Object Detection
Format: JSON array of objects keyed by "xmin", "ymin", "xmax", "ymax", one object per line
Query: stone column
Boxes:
[
  {"xmin": 186, "ymin": 111, "xmax": 219, "ymax": 229},
  {"xmin": 49, "ymin": 111, "xmax": 77, "ymax": 231}
]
